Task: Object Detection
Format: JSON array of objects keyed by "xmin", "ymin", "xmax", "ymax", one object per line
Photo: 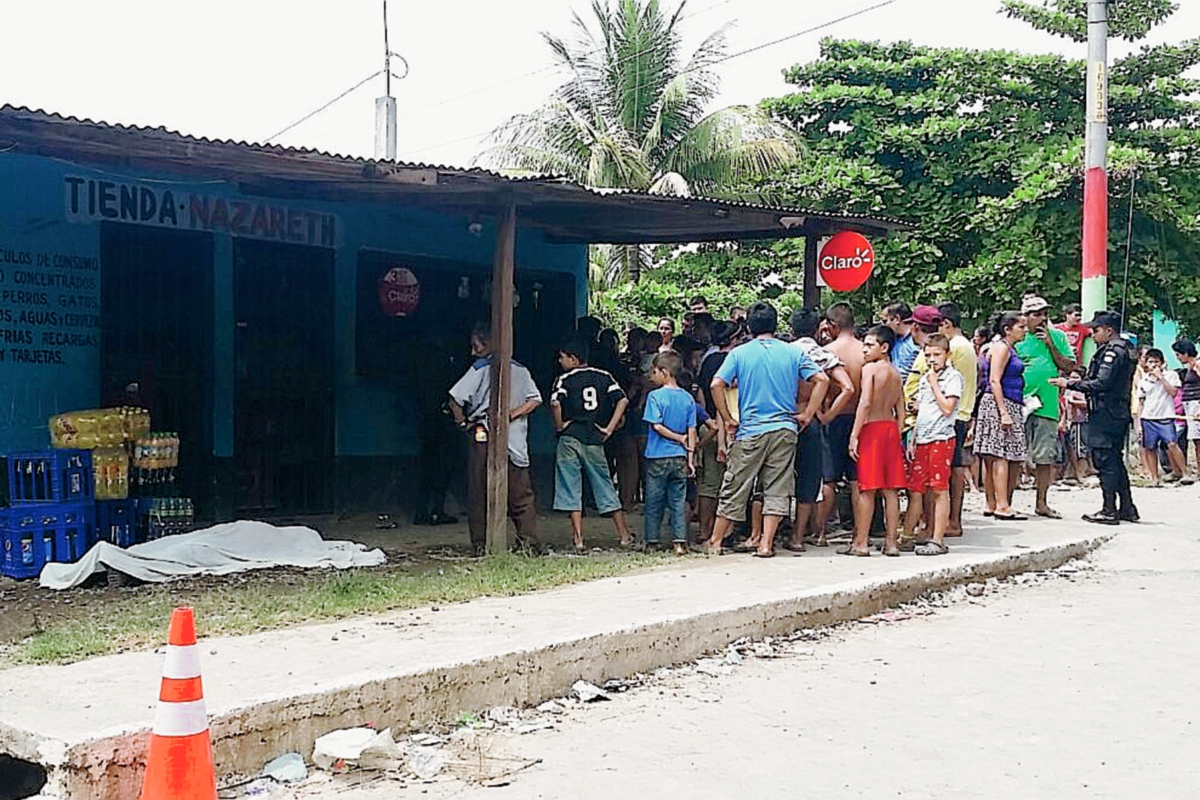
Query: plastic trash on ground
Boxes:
[
  {"xmin": 571, "ymin": 680, "xmax": 611, "ymax": 702},
  {"xmin": 312, "ymin": 727, "xmax": 402, "ymax": 772},
  {"xmin": 243, "ymin": 778, "xmax": 280, "ymax": 796},
  {"xmin": 262, "ymin": 752, "xmax": 307, "ymax": 783},
  {"xmin": 407, "ymin": 745, "xmax": 446, "ymax": 779}
]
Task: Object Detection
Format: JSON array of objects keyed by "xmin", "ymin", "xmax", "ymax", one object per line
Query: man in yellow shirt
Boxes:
[{"xmin": 904, "ymin": 303, "xmax": 977, "ymax": 536}]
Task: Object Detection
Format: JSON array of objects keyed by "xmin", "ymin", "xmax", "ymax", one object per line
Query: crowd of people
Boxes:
[{"xmin": 448, "ymin": 292, "xmax": 1200, "ymax": 556}]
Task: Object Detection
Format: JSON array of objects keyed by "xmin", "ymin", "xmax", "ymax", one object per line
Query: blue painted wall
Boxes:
[
  {"xmin": 1153, "ymin": 310, "xmax": 1182, "ymax": 370},
  {"xmin": 0, "ymin": 154, "xmax": 102, "ymax": 451},
  {"xmin": 0, "ymin": 151, "xmax": 586, "ymax": 458}
]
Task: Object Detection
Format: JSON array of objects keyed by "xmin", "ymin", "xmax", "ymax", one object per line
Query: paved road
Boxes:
[{"xmin": 295, "ymin": 486, "xmax": 1200, "ymax": 800}]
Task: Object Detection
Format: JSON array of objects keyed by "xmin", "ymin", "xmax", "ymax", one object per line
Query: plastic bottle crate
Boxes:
[
  {"xmin": 96, "ymin": 499, "xmax": 139, "ymax": 548},
  {"xmin": 1, "ymin": 503, "xmax": 96, "ymax": 579},
  {"xmin": 7, "ymin": 450, "xmax": 94, "ymax": 505}
]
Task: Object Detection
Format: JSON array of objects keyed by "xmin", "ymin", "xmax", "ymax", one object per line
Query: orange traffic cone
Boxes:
[{"xmin": 139, "ymin": 607, "xmax": 218, "ymax": 800}]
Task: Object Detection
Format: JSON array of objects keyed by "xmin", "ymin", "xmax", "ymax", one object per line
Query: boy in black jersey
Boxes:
[{"xmin": 551, "ymin": 336, "xmax": 635, "ymax": 551}]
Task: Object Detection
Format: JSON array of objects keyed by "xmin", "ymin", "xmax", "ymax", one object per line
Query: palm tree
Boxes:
[{"xmin": 475, "ymin": 0, "xmax": 799, "ymax": 282}]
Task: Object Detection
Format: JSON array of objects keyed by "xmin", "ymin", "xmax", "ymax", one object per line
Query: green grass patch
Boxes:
[{"xmin": 4, "ymin": 553, "xmax": 674, "ymax": 667}]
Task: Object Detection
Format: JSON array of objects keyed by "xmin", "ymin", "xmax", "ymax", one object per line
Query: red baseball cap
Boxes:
[{"xmin": 906, "ymin": 305, "xmax": 943, "ymax": 327}]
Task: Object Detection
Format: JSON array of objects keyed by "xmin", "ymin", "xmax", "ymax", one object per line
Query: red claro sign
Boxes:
[
  {"xmin": 818, "ymin": 231, "xmax": 875, "ymax": 292},
  {"xmin": 378, "ymin": 266, "xmax": 421, "ymax": 317}
]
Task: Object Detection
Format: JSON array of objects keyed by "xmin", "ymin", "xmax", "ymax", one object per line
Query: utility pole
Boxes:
[
  {"xmin": 375, "ymin": 0, "xmax": 398, "ymax": 161},
  {"xmin": 1082, "ymin": 0, "xmax": 1109, "ymax": 324}
]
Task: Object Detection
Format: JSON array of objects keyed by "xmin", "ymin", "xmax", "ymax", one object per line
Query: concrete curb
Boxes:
[{"xmin": 30, "ymin": 532, "xmax": 1111, "ymax": 799}]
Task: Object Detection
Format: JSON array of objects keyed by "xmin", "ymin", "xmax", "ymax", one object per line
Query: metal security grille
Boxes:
[
  {"xmin": 100, "ymin": 223, "xmax": 215, "ymax": 514},
  {"xmin": 234, "ymin": 239, "xmax": 334, "ymax": 515}
]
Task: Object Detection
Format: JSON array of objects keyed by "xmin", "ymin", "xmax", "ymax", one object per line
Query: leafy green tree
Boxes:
[
  {"xmin": 751, "ymin": 0, "xmax": 1200, "ymax": 333},
  {"xmin": 1002, "ymin": 0, "xmax": 1177, "ymax": 42},
  {"xmin": 590, "ymin": 239, "xmax": 805, "ymax": 330},
  {"xmin": 475, "ymin": 0, "xmax": 799, "ymax": 281}
]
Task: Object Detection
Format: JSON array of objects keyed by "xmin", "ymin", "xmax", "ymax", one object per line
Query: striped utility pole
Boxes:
[{"xmin": 1082, "ymin": 0, "xmax": 1110, "ymax": 323}]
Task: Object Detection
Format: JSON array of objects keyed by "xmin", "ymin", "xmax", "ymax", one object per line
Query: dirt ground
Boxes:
[
  {"xmin": 0, "ymin": 509, "xmax": 661, "ymax": 647},
  {"xmin": 297, "ymin": 506, "xmax": 1200, "ymax": 800},
  {"xmin": 0, "ymin": 475, "xmax": 1105, "ymax": 650}
]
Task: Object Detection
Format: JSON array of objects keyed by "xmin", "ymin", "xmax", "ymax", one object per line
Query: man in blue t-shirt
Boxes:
[
  {"xmin": 709, "ymin": 302, "xmax": 829, "ymax": 557},
  {"xmin": 882, "ymin": 302, "xmax": 920, "ymax": 381}
]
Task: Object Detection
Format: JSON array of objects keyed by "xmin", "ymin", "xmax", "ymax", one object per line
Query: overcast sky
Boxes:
[{"xmin": 3, "ymin": 0, "xmax": 1196, "ymax": 168}]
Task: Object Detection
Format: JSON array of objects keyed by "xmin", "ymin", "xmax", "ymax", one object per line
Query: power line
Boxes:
[
  {"xmin": 262, "ymin": 70, "xmax": 383, "ymax": 144},
  {"xmin": 400, "ymin": 0, "xmax": 899, "ymax": 160},
  {"xmin": 403, "ymin": 0, "xmax": 744, "ymax": 117},
  {"xmin": 704, "ymin": 0, "xmax": 896, "ymax": 68},
  {"xmin": 404, "ymin": 128, "xmax": 498, "ymax": 159},
  {"xmin": 405, "ymin": 66, "xmax": 563, "ymax": 115},
  {"xmin": 1119, "ymin": 171, "xmax": 1137, "ymax": 326}
]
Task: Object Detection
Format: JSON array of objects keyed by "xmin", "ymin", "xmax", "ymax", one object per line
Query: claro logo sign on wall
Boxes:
[
  {"xmin": 377, "ymin": 266, "xmax": 421, "ymax": 317},
  {"xmin": 816, "ymin": 231, "xmax": 875, "ymax": 292},
  {"xmin": 64, "ymin": 176, "xmax": 339, "ymax": 248}
]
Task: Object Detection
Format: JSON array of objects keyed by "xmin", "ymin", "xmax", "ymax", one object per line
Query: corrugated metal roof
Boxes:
[
  {"xmin": 0, "ymin": 104, "xmax": 912, "ymax": 240},
  {"xmin": 565, "ymin": 182, "xmax": 906, "ymax": 225},
  {"xmin": 0, "ymin": 103, "xmax": 562, "ymax": 181}
]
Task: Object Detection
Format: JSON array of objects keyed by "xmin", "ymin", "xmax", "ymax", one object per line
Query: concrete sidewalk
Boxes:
[{"xmin": 0, "ymin": 491, "xmax": 1122, "ymax": 799}]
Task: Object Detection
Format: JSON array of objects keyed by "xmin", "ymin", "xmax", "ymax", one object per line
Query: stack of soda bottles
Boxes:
[
  {"xmin": 131, "ymin": 433, "xmax": 180, "ymax": 498},
  {"xmin": 143, "ymin": 497, "xmax": 195, "ymax": 540},
  {"xmin": 43, "ymin": 408, "xmax": 195, "ymax": 548},
  {"xmin": 1, "ymin": 450, "xmax": 96, "ymax": 579},
  {"xmin": 132, "ymin": 433, "xmax": 194, "ymax": 540},
  {"xmin": 48, "ymin": 407, "xmax": 149, "ymax": 502},
  {"xmin": 46, "ymin": 407, "xmax": 150, "ymax": 549}
]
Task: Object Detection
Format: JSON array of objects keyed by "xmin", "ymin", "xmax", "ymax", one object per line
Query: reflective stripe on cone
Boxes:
[
  {"xmin": 139, "ymin": 607, "xmax": 217, "ymax": 800},
  {"xmin": 161, "ymin": 643, "xmax": 202, "ymax": 680}
]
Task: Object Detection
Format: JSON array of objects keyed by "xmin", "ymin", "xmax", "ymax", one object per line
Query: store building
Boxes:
[{"xmin": 0, "ymin": 106, "xmax": 905, "ymax": 523}]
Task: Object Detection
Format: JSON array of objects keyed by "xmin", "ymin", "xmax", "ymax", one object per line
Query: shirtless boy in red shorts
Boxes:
[{"xmin": 846, "ymin": 325, "xmax": 907, "ymax": 556}]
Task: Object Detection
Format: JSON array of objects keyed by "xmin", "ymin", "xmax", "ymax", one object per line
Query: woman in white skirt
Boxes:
[{"xmin": 975, "ymin": 311, "xmax": 1028, "ymax": 520}]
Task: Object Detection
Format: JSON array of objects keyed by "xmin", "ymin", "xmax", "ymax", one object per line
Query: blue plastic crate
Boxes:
[
  {"xmin": 1, "ymin": 503, "xmax": 96, "ymax": 579},
  {"xmin": 7, "ymin": 450, "xmax": 94, "ymax": 505},
  {"xmin": 96, "ymin": 499, "xmax": 138, "ymax": 549}
]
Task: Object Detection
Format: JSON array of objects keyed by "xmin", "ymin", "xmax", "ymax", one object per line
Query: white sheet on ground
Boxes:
[{"xmin": 39, "ymin": 521, "xmax": 387, "ymax": 590}]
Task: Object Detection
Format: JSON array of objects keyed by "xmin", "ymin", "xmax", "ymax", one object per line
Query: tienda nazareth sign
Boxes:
[{"xmin": 64, "ymin": 176, "xmax": 337, "ymax": 248}]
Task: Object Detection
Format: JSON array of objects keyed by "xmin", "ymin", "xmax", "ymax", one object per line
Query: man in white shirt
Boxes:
[
  {"xmin": 1136, "ymin": 347, "xmax": 1191, "ymax": 486},
  {"xmin": 449, "ymin": 324, "xmax": 543, "ymax": 554}
]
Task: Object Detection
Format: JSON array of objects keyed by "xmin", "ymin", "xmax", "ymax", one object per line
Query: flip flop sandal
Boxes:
[
  {"xmin": 782, "ymin": 542, "xmax": 806, "ymax": 552},
  {"xmin": 993, "ymin": 512, "xmax": 1028, "ymax": 521},
  {"xmin": 915, "ymin": 541, "xmax": 949, "ymax": 556},
  {"xmin": 836, "ymin": 545, "xmax": 870, "ymax": 557},
  {"xmin": 1035, "ymin": 509, "xmax": 1063, "ymax": 519},
  {"xmin": 752, "ymin": 550, "xmax": 776, "ymax": 558},
  {"xmin": 982, "ymin": 511, "xmax": 995, "ymax": 517}
]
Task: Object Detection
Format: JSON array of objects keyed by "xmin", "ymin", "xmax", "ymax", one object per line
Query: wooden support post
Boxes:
[
  {"xmin": 803, "ymin": 232, "xmax": 820, "ymax": 310},
  {"xmin": 486, "ymin": 203, "xmax": 517, "ymax": 555}
]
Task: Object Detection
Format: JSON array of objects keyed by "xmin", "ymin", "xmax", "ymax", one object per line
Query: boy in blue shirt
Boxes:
[{"xmin": 643, "ymin": 351, "xmax": 698, "ymax": 555}]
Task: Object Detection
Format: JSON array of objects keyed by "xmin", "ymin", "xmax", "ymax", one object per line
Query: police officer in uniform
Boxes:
[{"xmin": 1053, "ymin": 310, "xmax": 1138, "ymax": 524}]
